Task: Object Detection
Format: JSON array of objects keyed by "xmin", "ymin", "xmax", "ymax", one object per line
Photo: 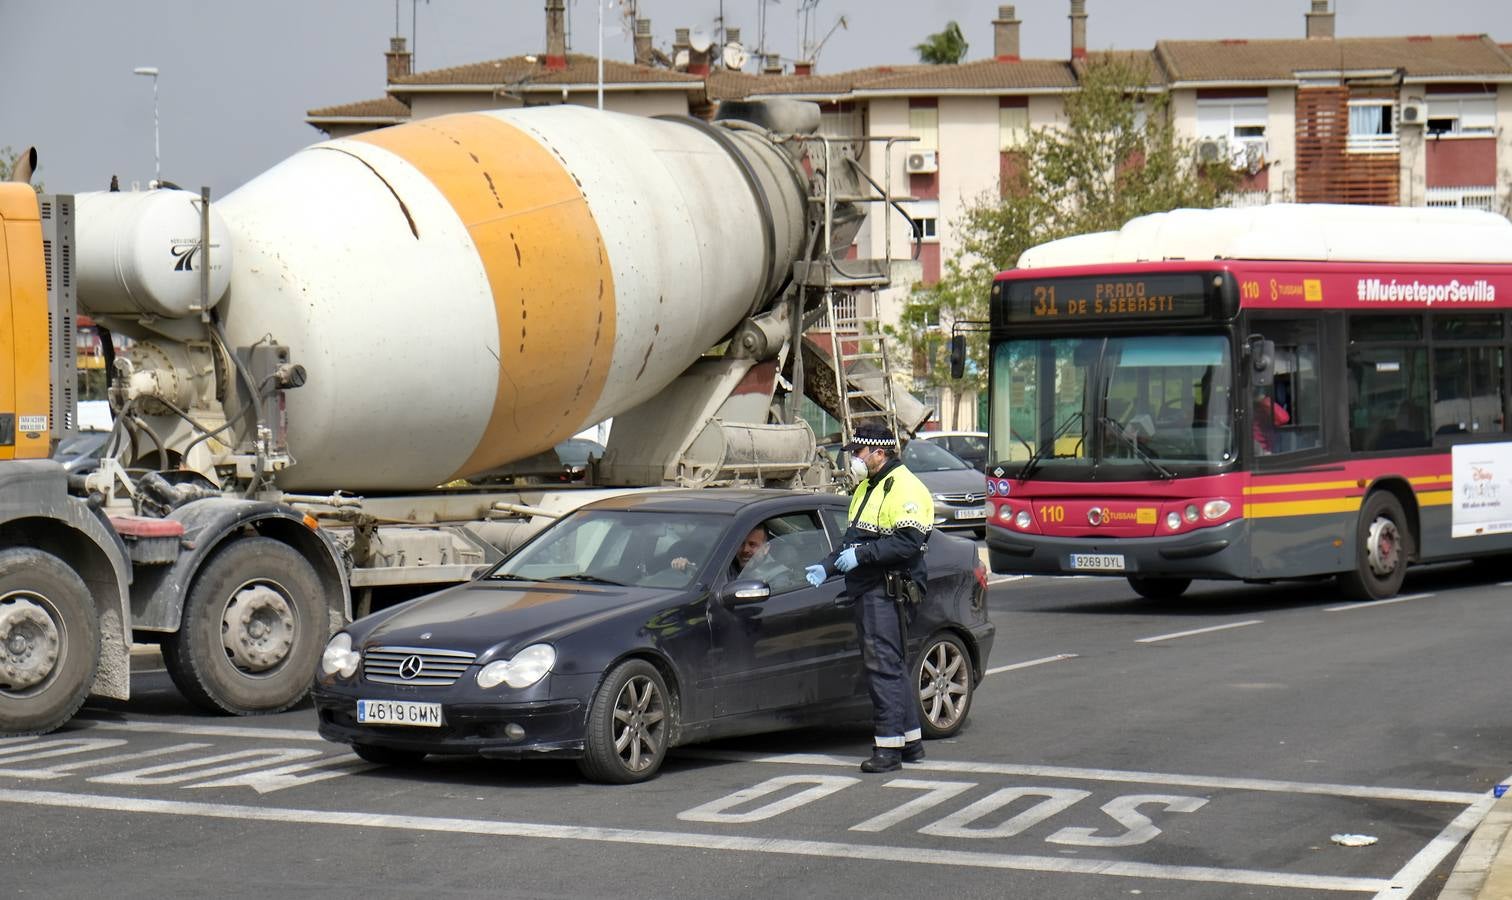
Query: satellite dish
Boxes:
[
  {"xmin": 689, "ymin": 28, "xmax": 713, "ymax": 53},
  {"xmin": 723, "ymin": 42, "xmax": 749, "ymax": 71},
  {"xmin": 674, "ymin": 48, "xmax": 690, "ymax": 69}
]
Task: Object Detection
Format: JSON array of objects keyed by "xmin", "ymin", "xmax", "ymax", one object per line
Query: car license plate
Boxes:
[
  {"xmin": 955, "ymin": 507, "xmax": 987, "ymax": 520},
  {"xmin": 1070, "ymin": 553, "xmax": 1125, "ymax": 571},
  {"xmin": 356, "ymin": 699, "xmax": 443, "ymax": 727}
]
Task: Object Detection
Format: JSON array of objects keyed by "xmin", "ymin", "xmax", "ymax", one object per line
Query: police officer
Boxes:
[{"xmin": 806, "ymin": 423, "xmax": 934, "ymax": 773}]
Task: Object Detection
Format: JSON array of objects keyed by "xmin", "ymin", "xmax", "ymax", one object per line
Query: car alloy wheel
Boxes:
[{"xmin": 915, "ymin": 633, "xmax": 972, "ymax": 739}]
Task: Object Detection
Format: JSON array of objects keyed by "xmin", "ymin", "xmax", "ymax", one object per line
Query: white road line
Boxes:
[
  {"xmin": 1497, "ymin": 581, "xmax": 1512, "ymax": 588},
  {"xmin": 679, "ymin": 751, "xmax": 1483, "ymax": 805},
  {"xmin": 987, "ymin": 574, "xmax": 1032, "ymax": 585},
  {"xmin": 132, "ymin": 668, "xmax": 167, "ymax": 675},
  {"xmin": 61, "ymin": 715, "xmax": 1483, "ymax": 805},
  {"xmin": 71, "ymin": 717, "xmax": 327, "ymax": 742},
  {"xmin": 0, "ymin": 787, "xmax": 1392, "ymax": 893},
  {"xmin": 1324, "ymin": 593, "xmax": 1434, "ymax": 613},
  {"xmin": 1372, "ymin": 786, "xmax": 1505, "ymax": 899},
  {"xmin": 986, "ymin": 654, "xmax": 1078, "ymax": 675},
  {"xmin": 1135, "ymin": 620, "xmax": 1262, "ymax": 644}
]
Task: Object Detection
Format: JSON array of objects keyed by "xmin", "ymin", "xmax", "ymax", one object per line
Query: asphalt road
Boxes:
[{"xmin": 4, "ymin": 562, "xmax": 1510, "ymax": 899}]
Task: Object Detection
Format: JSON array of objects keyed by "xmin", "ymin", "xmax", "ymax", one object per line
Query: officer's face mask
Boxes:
[{"xmin": 848, "ymin": 452, "xmax": 869, "ymax": 481}]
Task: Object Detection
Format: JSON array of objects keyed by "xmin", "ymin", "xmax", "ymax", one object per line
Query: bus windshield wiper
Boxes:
[
  {"xmin": 1099, "ymin": 416, "xmax": 1175, "ymax": 480},
  {"xmin": 1018, "ymin": 411, "xmax": 1082, "ymax": 483}
]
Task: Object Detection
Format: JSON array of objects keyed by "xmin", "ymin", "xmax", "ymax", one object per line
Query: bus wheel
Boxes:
[
  {"xmin": 1127, "ymin": 576, "xmax": 1191, "ymax": 601},
  {"xmin": 163, "ymin": 537, "xmax": 325, "ymax": 716},
  {"xmin": 0, "ymin": 549, "xmax": 100, "ymax": 735},
  {"xmin": 1338, "ymin": 492, "xmax": 1410, "ymax": 601}
]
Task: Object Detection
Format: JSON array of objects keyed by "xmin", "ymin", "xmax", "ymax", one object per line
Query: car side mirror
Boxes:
[
  {"xmin": 1247, "ymin": 336, "xmax": 1275, "ymax": 388},
  {"xmin": 948, "ymin": 334, "xmax": 966, "ymax": 380},
  {"xmin": 720, "ymin": 579, "xmax": 771, "ymax": 605}
]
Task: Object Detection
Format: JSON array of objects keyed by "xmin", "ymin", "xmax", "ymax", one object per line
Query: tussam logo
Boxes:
[{"xmin": 1356, "ymin": 278, "xmax": 1496, "ymax": 305}]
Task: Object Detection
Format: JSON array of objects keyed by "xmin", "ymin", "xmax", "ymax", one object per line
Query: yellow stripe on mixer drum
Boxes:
[{"xmin": 354, "ymin": 114, "xmax": 616, "ymax": 476}]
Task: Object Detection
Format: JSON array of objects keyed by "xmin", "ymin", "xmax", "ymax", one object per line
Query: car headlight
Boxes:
[
  {"xmin": 477, "ymin": 643, "xmax": 556, "ymax": 690},
  {"xmin": 321, "ymin": 632, "xmax": 361, "ymax": 679}
]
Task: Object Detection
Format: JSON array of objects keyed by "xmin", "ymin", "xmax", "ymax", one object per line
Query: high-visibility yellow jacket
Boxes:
[{"xmin": 823, "ymin": 458, "xmax": 933, "ymax": 594}]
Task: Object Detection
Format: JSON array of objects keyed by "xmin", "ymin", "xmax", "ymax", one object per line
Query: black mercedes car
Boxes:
[{"xmin": 313, "ymin": 489, "xmax": 994, "ymax": 783}]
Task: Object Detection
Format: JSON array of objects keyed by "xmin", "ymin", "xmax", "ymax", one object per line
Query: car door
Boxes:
[{"xmin": 706, "ymin": 509, "xmax": 857, "ymax": 717}]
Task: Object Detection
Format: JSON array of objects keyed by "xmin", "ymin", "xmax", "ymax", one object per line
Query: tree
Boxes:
[
  {"xmin": 895, "ymin": 58, "xmax": 1241, "ymax": 395},
  {"xmin": 914, "ymin": 21, "xmax": 969, "ymax": 65}
]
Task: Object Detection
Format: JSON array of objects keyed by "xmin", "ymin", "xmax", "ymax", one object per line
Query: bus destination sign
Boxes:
[{"xmin": 999, "ymin": 274, "xmax": 1213, "ymax": 324}]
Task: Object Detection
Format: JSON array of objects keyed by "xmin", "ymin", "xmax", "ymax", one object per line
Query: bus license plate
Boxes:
[
  {"xmin": 357, "ymin": 699, "xmax": 443, "ymax": 727},
  {"xmin": 955, "ymin": 507, "xmax": 987, "ymax": 520},
  {"xmin": 1070, "ymin": 554, "xmax": 1125, "ymax": 571}
]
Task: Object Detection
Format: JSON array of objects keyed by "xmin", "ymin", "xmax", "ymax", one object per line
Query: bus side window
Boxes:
[{"xmin": 1252, "ymin": 320, "xmax": 1322, "ymax": 456}]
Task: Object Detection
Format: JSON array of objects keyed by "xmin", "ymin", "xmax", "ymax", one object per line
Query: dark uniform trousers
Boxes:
[{"xmin": 858, "ymin": 585, "xmax": 920, "ymax": 747}]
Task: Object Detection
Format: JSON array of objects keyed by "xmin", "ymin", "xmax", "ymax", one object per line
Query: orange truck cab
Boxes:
[{"xmin": 0, "ymin": 182, "xmax": 53, "ymax": 460}]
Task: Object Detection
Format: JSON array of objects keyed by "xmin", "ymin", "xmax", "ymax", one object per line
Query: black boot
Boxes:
[
  {"xmin": 902, "ymin": 740, "xmax": 925, "ymax": 763},
  {"xmin": 860, "ymin": 748, "xmax": 902, "ymax": 773}
]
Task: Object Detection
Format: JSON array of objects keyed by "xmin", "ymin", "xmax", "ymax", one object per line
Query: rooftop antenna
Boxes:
[
  {"xmin": 756, "ymin": 0, "xmax": 780, "ymax": 59},
  {"xmin": 797, "ymin": 0, "xmax": 821, "ymax": 62}
]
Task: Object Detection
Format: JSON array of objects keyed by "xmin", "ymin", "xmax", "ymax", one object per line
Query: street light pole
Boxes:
[{"xmin": 132, "ymin": 66, "xmax": 159, "ymax": 187}]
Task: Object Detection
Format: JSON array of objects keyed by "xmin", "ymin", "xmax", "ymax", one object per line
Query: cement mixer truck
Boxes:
[{"xmin": 0, "ymin": 101, "xmax": 923, "ymax": 734}]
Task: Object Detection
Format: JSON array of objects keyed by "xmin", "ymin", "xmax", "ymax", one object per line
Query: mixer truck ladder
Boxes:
[
  {"xmin": 786, "ymin": 133, "xmax": 917, "ymax": 449},
  {"xmin": 822, "ymin": 290, "xmax": 901, "ymax": 445}
]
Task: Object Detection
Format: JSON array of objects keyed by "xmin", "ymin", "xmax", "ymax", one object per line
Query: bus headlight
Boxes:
[
  {"xmin": 321, "ymin": 632, "xmax": 361, "ymax": 679},
  {"xmin": 1184, "ymin": 504, "xmax": 1199, "ymax": 523},
  {"xmin": 1015, "ymin": 510, "xmax": 1033, "ymax": 529},
  {"xmin": 1166, "ymin": 512, "xmax": 1182, "ymax": 530},
  {"xmin": 477, "ymin": 643, "xmax": 556, "ymax": 690},
  {"xmin": 1203, "ymin": 499, "xmax": 1232, "ymax": 520}
]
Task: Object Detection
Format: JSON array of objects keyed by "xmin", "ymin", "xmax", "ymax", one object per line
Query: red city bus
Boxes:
[{"xmin": 982, "ymin": 205, "xmax": 1512, "ymax": 601}]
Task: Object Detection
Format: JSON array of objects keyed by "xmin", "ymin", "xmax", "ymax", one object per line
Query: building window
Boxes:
[
  {"xmin": 909, "ymin": 107, "xmax": 939, "ymax": 150},
  {"xmin": 1197, "ymin": 98, "xmax": 1268, "ymax": 168},
  {"xmin": 999, "ymin": 106, "xmax": 1028, "ymax": 150},
  {"xmin": 1426, "ymin": 95, "xmax": 1496, "ymax": 136},
  {"xmin": 1347, "ymin": 99, "xmax": 1397, "ymax": 153},
  {"xmin": 906, "ymin": 200, "xmax": 940, "ymax": 243}
]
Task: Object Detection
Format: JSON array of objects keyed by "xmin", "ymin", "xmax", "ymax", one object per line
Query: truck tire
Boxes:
[
  {"xmin": 0, "ymin": 548, "xmax": 101, "ymax": 735},
  {"xmin": 163, "ymin": 537, "xmax": 325, "ymax": 716}
]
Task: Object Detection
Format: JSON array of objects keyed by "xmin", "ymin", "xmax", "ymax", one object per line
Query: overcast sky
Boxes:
[{"xmin": 2, "ymin": 0, "xmax": 1510, "ymax": 194}]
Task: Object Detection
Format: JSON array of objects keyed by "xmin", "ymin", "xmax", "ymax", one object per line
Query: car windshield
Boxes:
[
  {"xmin": 903, "ymin": 440, "xmax": 972, "ymax": 472},
  {"xmin": 991, "ymin": 334, "xmax": 1236, "ymax": 478},
  {"xmin": 490, "ymin": 509, "xmax": 727, "ymax": 590}
]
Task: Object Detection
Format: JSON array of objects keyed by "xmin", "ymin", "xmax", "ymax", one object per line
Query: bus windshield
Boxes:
[{"xmin": 991, "ymin": 333, "xmax": 1236, "ymax": 478}]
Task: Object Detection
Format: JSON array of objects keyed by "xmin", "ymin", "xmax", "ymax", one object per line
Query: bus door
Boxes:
[{"xmin": 1245, "ymin": 317, "xmax": 1338, "ymax": 577}]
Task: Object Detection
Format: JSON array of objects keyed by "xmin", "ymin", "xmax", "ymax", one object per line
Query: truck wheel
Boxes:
[
  {"xmin": 0, "ymin": 548, "xmax": 100, "ymax": 735},
  {"xmin": 914, "ymin": 632, "xmax": 972, "ymax": 739},
  {"xmin": 1337, "ymin": 492, "xmax": 1410, "ymax": 602},
  {"xmin": 577, "ymin": 659, "xmax": 671, "ymax": 784},
  {"xmin": 163, "ymin": 537, "xmax": 325, "ymax": 716},
  {"xmin": 1127, "ymin": 576, "xmax": 1192, "ymax": 601}
]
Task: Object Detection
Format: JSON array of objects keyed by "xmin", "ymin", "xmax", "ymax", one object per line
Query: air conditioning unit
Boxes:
[
  {"xmin": 1195, "ymin": 137, "xmax": 1226, "ymax": 165},
  {"xmin": 905, "ymin": 150, "xmax": 938, "ymax": 174},
  {"xmin": 1400, "ymin": 100, "xmax": 1427, "ymax": 126}
]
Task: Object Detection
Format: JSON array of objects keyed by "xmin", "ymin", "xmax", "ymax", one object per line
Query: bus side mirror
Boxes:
[
  {"xmin": 1248, "ymin": 337, "xmax": 1275, "ymax": 388},
  {"xmin": 948, "ymin": 335, "xmax": 966, "ymax": 380}
]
